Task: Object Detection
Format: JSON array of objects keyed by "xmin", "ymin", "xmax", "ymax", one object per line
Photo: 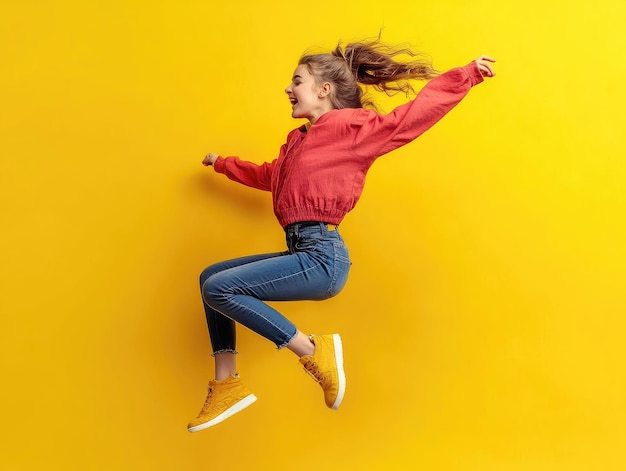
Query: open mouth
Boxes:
[{"xmin": 289, "ymin": 98, "xmax": 298, "ymax": 106}]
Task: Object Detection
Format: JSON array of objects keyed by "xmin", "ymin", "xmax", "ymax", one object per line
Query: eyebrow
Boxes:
[{"xmin": 292, "ymin": 74, "xmax": 302, "ymax": 80}]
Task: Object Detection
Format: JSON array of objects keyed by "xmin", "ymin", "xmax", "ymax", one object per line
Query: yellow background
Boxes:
[{"xmin": 1, "ymin": 0, "xmax": 625, "ymax": 469}]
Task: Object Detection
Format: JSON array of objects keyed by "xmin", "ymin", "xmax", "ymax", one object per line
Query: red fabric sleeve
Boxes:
[
  {"xmin": 352, "ymin": 61, "xmax": 484, "ymax": 160},
  {"xmin": 213, "ymin": 156, "xmax": 275, "ymax": 192}
]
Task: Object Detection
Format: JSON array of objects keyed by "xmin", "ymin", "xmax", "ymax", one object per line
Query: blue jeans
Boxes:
[{"xmin": 200, "ymin": 222, "xmax": 352, "ymax": 353}]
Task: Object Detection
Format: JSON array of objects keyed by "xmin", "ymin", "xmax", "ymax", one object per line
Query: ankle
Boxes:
[
  {"xmin": 215, "ymin": 372, "xmax": 237, "ymax": 381},
  {"xmin": 287, "ymin": 331, "xmax": 315, "ymax": 357}
]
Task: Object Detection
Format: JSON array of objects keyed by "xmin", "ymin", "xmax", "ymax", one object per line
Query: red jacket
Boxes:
[{"xmin": 213, "ymin": 61, "xmax": 484, "ymax": 228}]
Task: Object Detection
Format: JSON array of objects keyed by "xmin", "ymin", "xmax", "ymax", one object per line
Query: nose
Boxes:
[{"xmin": 285, "ymin": 84, "xmax": 292, "ymax": 94}]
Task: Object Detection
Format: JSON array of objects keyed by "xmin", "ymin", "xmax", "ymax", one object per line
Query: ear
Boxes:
[{"xmin": 318, "ymin": 82, "xmax": 332, "ymax": 99}]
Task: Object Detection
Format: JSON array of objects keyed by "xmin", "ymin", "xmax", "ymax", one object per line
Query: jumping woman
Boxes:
[{"xmin": 188, "ymin": 37, "xmax": 496, "ymax": 432}]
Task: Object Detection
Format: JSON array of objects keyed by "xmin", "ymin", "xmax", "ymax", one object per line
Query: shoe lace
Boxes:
[
  {"xmin": 303, "ymin": 360, "xmax": 328, "ymax": 385},
  {"xmin": 200, "ymin": 383, "xmax": 215, "ymax": 412}
]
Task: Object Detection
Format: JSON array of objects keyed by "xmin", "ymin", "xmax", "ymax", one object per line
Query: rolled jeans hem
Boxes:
[
  {"xmin": 211, "ymin": 348, "xmax": 238, "ymax": 357},
  {"xmin": 276, "ymin": 329, "xmax": 298, "ymax": 351}
]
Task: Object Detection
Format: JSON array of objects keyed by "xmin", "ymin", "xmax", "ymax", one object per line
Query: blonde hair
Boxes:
[{"xmin": 299, "ymin": 36, "xmax": 438, "ymax": 110}]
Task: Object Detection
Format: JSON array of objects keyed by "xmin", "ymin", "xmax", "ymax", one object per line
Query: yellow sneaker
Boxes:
[
  {"xmin": 187, "ymin": 375, "xmax": 257, "ymax": 432},
  {"xmin": 299, "ymin": 334, "xmax": 346, "ymax": 410}
]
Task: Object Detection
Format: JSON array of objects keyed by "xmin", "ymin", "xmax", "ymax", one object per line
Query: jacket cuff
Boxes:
[
  {"xmin": 463, "ymin": 61, "xmax": 484, "ymax": 86},
  {"xmin": 213, "ymin": 156, "xmax": 225, "ymax": 173}
]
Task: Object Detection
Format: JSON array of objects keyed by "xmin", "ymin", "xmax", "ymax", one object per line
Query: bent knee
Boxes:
[
  {"xmin": 199, "ymin": 264, "xmax": 222, "ymax": 288},
  {"xmin": 200, "ymin": 275, "xmax": 215, "ymax": 304},
  {"xmin": 200, "ymin": 274, "xmax": 231, "ymax": 307}
]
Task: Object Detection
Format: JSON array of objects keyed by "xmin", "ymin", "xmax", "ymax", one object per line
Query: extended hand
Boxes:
[
  {"xmin": 202, "ymin": 153, "xmax": 218, "ymax": 166},
  {"xmin": 475, "ymin": 55, "xmax": 496, "ymax": 78}
]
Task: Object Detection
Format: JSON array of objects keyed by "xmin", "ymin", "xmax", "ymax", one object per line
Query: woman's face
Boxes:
[{"xmin": 285, "ymin": 65, "xmax": 329, "ymax": 123}]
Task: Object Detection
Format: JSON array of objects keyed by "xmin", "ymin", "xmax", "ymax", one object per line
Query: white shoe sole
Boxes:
[
  {"xmin": 331, "ymin": 334, "xmax": 346, "ymax": 410},
  {"xmin": 187, "ymin": 394, "xmax": 257, "ymax": 432}
]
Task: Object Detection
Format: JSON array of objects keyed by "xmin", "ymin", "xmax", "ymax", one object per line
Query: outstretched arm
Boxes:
[
  {"xmin": 202, "ymin": 152, "xmax": 274, "ymax": 192},
  {"xmin": 353, "ymin": 56, "xmax": 496, "ymax": 159}
]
